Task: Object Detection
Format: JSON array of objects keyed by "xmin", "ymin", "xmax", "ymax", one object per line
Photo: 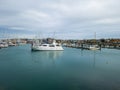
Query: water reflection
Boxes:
[
  {"xmin": 92, "ymin": 50, "xmax": 112, "ymax": 68},
  {"xmin": 31, "ymin": 51, "xmax": 63, "ymax": 63},
  {"xmin": 80, "ymin": 50, "xmax": 98, "ymax": 69},
  {"xmin": 93, "ymin": 51, "xmax": 96, "ymax": 68},
  {"xmin": 44, "ymin": 51, "xmax": 63, "ymax": 60}
]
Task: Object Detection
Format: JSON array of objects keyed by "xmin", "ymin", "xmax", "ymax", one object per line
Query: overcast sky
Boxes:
[{"xmin": 0, "ymin": 0, "xmax": 120, "ymax": 39}]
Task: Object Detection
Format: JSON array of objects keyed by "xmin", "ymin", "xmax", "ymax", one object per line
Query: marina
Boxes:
[
  {"xmin": 0, "ymin": 38, "xmax": 120, "ymax": 50},
  {"xmin": 0, "ymin": 44, "xmax": 120, "ymax": 90},
  {"xmin": 0, "ymin": 0, "xmax": 120, "ymax": 90}
]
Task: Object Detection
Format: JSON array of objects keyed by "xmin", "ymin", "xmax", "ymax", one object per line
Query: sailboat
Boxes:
[
  {"xmin": 88, "ymin": 32, "xmax": 101, "ymax": 50},
  {"xmin": 82, "ymin": 32, "xmax": 101, "ymax": 50},
  {"xmin": 88, "ymin": 44, "xmax": 100, "ymax": 50}
]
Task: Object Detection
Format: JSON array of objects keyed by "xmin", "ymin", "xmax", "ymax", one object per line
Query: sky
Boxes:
[{"xmin": 0, "ymin": 0, "xmax": 120, "ymax": 39}]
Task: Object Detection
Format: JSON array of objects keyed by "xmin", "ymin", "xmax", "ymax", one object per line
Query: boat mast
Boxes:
[{"xmin": 94, "ymin": 32, "xmax": 96, "ymax": 44}]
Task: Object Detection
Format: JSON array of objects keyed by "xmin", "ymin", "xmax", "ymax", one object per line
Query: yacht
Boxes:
[{"xmin": 32, "ymin": 39, "xmax": 64, "ymax": 51}]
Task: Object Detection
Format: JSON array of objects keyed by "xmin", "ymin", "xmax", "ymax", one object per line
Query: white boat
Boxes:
[
  {"xmin": 0, "ymin": 42, "xmax": 8, "ymax": 48},
  {"xmin": 32, "ymin": 39, "xmax": 64, "ymax": 51},
  {"xmin": 82, "ymin": 44, "xmax": 100, "ymax": 50},
  {"xmin": 8, "ymin": 42, "xmax": 17, "ymax": 46},
  {"xmin": 84, "ymin": 32, "xmax": 101, "ymax": 50},
  {"xmin": 88, "ymin": 45, "xmax": 100, "ymax": 50}
]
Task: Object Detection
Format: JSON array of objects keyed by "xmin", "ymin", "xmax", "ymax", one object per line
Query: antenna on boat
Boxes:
[
  {"xmin": 94, "ymin": 32, "xmax": 96, "ymax": 40},
  {"xmin": 53, "ymin": 32, "xmax": 56, "ymax": 39}
]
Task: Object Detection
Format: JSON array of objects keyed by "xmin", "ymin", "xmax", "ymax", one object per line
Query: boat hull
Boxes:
[
  {"xmin": 32, "ymin": 46, "xmax": 64, "ymax": 51},
  {"xmin": 82, "ymin": 44, "xmax": 101, "ymax": 50},
  {"xmin": 88, "ymin": 47, "xmax": 100, "ymax": 50}
]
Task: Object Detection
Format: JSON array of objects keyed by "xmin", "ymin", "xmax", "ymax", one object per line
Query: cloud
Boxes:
[
  {"xmin": 95, "ymin": 17, "xmax": 120, "ymax": 24},
  {"xmin": 0, "ymin": 0, "xmax": 120, "ymax": 39},
  {"xmin": 20, "ymin": 10, "xmax": 62, "ymax": 28}
]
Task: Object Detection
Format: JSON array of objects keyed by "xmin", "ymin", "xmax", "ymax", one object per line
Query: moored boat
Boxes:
[
  {"xmin": 32, "ymin": 39, "xmax": 64, "ymax": 51},
  {"xmin": 88, "ymin": 45, "xmax": 101, "ymax": 50},
  {"xmin": 82, "ymin": 44, "xmax": 101, "ymax": 50},
  {"xmin": 0, "ymin": 42, "xmax": 8, "ymax": 48}
]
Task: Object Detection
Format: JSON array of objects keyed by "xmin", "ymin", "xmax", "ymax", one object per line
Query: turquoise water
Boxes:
[{"xmin": 0, "ymin": 44, "xmax": 120, "ymax": 90}]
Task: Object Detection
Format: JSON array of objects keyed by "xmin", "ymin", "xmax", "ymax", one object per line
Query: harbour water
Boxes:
[{"xmin": 0, "ymin": 44, "xmax": 120, "ymax": 90}]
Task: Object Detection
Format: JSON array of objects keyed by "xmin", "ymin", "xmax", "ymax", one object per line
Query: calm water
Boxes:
[{"xmin": 0, "ymin": 44, "xmax": 120, "ymax": 90}]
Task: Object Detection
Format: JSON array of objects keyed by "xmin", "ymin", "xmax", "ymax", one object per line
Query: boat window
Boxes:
[
  {"xmin": 56, "ymin": 45, "xmax": 60, "ymax": 47},
  {"xmin": 49, "ymin": 45, "xmax": 55, "ymax": 47},
  {"xmin": 42, "ymin": 45, "xmax": 47, "ymax": 46}
]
